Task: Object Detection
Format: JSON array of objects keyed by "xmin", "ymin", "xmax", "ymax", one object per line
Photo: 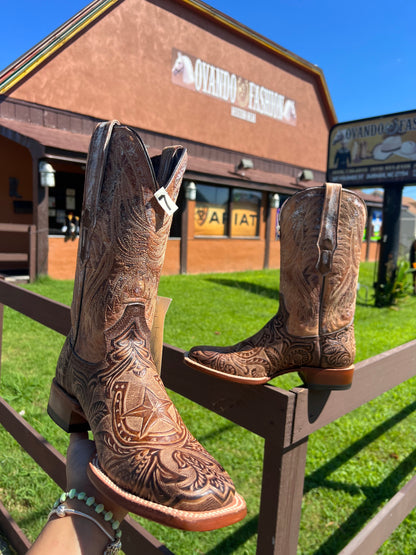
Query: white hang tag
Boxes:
[{"xmin": 154, "ymin": 188, "xmax": 178, "ymax": 215}]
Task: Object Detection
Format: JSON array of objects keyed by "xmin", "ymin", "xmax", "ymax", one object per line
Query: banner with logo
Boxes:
[
  {"xmin": 195, "ymin": 203, "xmax": 259, "ymax": 237},
  {"xmin": 195, "ymin": 204, "xmax": 227, "ymax": 236},
  {"xmin": 230, "ymin": 204, "xmax": 259, "ymax": 237}
]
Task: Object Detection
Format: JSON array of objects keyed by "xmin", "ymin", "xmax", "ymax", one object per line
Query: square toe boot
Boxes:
[
  {"xmin": 185, "ymin": 183, "xmax": 367, "ymax": 390},
  {"xmin": 47, "ymin": 121, "xmax": 246, "ymax": 531}
]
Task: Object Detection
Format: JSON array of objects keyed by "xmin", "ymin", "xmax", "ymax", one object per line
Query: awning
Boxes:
[
  {"xmin": 2, "ymin": 118, "xmax": 377, "ymax": 200},
  {"xmin": 0, "ymin": 117, "xmax": 90, "ymax": 160},
  {"xmin": 0, "ymin": 117, "xmax": 312, "ymax": 194}
]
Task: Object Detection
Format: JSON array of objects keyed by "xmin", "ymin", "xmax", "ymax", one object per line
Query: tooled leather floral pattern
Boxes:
[
  {"xmin": 58, "ymin": 305, "xmax": 236, "ymax": 511},
  {"xmin": 278, "ymin": 188, "xmax": 324, "ymax": 337},
  {"xmin": 187, "ymin": 301, "xmax": 355, "ymax": 380},
  {"xmin": 72, "ymin": 123, "xmax": 186, "ymax": 363},
  {"xmin": 55, "ymin": 122, "xmax": 237, "ymax": 513},
  {"xmin": 320, "ymin": 194, "xmax": 367, "ymax": 333},
  {"xmin": 320, "ymin": 322, "xmax": 355, "ymax": 368}
]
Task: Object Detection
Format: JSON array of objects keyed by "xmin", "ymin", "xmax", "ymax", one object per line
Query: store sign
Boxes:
[
  {"xmin": 230, "ymin": 205, "xmax": 259, "ymax": 237},
  {"xmin": 195, "ymin": 203, "xmax": 259, "ymax": 236},
  {"xmin": 327, "ymin": 111, "xmax": 416, "ymax": 186},
  {"xmin": 171, "ymin": 48, "xmax": 296, "ymax": 126},
  {"xmin": 195, "ymin": 204, "xmax": 227, "ymax": 236}
]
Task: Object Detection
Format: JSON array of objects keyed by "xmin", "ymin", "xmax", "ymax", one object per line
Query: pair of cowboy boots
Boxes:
[
  {"xmin": 185, "ymin": 183, "xmax": 367, "ymax": 389},
  {"xmin": 47, "ymin": 121, "xmax": 246, "ymax": 531}
]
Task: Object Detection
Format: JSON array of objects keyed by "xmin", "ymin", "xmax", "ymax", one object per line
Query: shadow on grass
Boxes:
[
  {"xmin": 313, "ymin": 448, "xmax": 416, "ymax": 554},
  {"xmin": 304, "ymin": 399, "xmax": 416, "ymax": 553},
  {"xmin": 206, "ymin": 403, "xmax": 416, "ymax": 554},
  {"xmin": 204, "ymin": 278, "xmax": 279, "ymax": 301},
  {"xmin": 197, "ymin": 421, "xmax": 237, "ymax": 443},
  {"xmin": 205, "ymin": 515, "xmax": 259, "ymax": 555},
  {"xmin": 304, "ymin": 399, "xmax": 416, "ymax": 494}
]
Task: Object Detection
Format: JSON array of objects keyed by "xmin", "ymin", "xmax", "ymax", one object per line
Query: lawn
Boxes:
[{"xmin": 0, "ymin": 262, "xmax": 415, "ymax": 554}]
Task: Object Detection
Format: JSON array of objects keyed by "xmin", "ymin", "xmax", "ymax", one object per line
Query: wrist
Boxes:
[
  {"xmin": 65, "ymin": 482, "xmax": 127, "ymax": 524},
  {"xmin": 63, "ymin": 497, "xmax": 117, "ymax": 539},
  {"xmin": 49, "ymin": 489, "xmax": 122, "ymax": 554}
]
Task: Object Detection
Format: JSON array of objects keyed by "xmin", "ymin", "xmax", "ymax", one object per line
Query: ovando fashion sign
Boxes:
[{"xmin": 171, "ymin": 48, "xmax": 297, "ymax": 126}]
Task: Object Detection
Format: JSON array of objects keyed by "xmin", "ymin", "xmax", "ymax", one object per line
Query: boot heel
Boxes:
[
  {"xmin": 47, "ymin": 378, "xmax": 90, "ymax": 433},
  {"xmin": 298, "ymin": 365, "xmax": 354, "ymax": 390}
]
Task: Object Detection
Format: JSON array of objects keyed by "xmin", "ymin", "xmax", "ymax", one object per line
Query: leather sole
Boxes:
[
  {"xmin": 88, "ymin": 454, "xmax": 247, "ymax": 531},
  {"xmin": 184, "ymin": 354, "xmax": 270, "ymax": 385},
  {"xmin": 184, "ymin": 354, "xmax": 354, "ymax": 390}
]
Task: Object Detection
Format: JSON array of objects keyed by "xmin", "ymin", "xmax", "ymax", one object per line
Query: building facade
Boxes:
[{"xmin": 0, "ymin": 0, "xmax": 376, "ymax": 279}]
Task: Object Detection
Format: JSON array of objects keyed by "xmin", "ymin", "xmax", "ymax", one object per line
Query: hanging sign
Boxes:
[{"xmin": 327, "ymin": 110, "xmax": 416, "ymax": 186}]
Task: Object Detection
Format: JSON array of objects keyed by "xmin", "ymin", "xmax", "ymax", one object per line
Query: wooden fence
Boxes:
[
  {"xmin": 0, "ymin": 278, "xmax": 415, "ymax": 553},
  {"xmin": 0, "ymin": 224, "xmax": 36, "ymax": 282}
]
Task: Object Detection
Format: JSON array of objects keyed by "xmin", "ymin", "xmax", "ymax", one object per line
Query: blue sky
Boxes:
[{"xmin": 2, "ymin": 0, "xmax": 416, "ymax": 196}]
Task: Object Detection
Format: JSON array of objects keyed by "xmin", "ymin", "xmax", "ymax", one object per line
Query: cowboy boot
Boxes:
[
  {"xmin": 185, "ymin": 183, "xmax": 367, "ymax": 390},
  {"xmin": 47, "ymin": 121, "xmax": 246, "ymax": 531}
]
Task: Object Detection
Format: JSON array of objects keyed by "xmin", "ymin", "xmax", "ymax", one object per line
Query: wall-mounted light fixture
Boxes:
[
  {"xmin": 39, "ymin": 161, "xmax": 56, "ymax": 187},
  {"xmin": 235, "ymin": 158, "xmax": 254, "ymax": 172},
  {"xmin": 296, "ymin": 169, "xmax": 314, "ymax": 183},
  {"xmin": 269, "ymin": 193, "xmax": 280, "ymax": 208},
  {"xmin": 185, "ymin": 181, "xmax": 197, "ymax": 201}
]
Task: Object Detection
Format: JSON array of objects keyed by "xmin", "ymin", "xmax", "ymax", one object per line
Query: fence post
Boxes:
[
  {"xmin": 0, "ymin": 276, "xmax": 3, "ymax": 380},
  {"xmin": 28, "ymin": 225, "xmax": 37, "ymax": 282},
  {"xmin": 257, "ymin": 433, "xmax": 308, "ymax": 554}
]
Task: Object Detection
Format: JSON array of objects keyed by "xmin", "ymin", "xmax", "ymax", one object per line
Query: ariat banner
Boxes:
[
  {"xmin": 195, "ymin": 204, "xmax": 227, "ymax": 236},
  {"xmin": 195, "ymin": 204, "xmax": 259, "ymax": 237},
  {"xmin": 230, "ymin": 204, "xmax": 259, "ymax": 237}
]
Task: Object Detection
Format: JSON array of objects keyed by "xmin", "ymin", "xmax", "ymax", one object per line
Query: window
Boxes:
[
  {"xmin": 230, "ymin": 188, "xmax": 262, "ymax": 237},
  {"xmin": 48, "ymin": 172, "xmax": 84, "ymax": 235},
  {"xmin": 169, "ymin": 187, "xmax": 185, "ymax": 238},
  {"xmin": 195, "ymin": 184, "xmax": 229, "ymax": 236},
  {"xmin": 194, "ymin": 184, "xmax": 262, "ymax": 237}
]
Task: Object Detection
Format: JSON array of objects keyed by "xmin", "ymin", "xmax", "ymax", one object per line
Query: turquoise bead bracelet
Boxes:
[{"xmin": 52, "ymin": 489, "xmax": 122, "ymax": 540}]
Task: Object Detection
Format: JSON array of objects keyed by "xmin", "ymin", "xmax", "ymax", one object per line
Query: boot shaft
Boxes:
[
  {"xmin": 71, "ymin": 122, "xmax": 187, "ymax": 362},
  {"xmin": 279, "ymin": 183, "xmax": 367, "ymax": 337}
]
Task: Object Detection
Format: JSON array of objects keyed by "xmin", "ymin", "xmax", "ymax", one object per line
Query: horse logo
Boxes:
[{"xmin": 171, "ymin": 51, "xmax": 195, "ymax": 87}]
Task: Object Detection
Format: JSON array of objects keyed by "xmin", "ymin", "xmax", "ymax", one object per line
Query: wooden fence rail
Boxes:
[
  {"xmin": 0, "ymin": 223, "xmax": 36, "ymax": 282},
  {"xmin": 0, "ymin": 279, "xmax": 415, "ymax": 553}
]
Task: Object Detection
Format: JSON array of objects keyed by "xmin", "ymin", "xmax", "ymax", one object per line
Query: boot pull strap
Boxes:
[
  {"xmin": 316, "ymin": 182, "xmax": 342, "ymax": 275},
  {"xmin": 80, "ymin": 120, "xmax": 118, "ymax": 263}
]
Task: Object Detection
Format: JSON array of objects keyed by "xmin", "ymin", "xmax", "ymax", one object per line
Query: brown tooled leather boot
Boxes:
[
  {"xmin": 47, "ymin": 121, "xmax": 246, "ymax": 531},
  {"xmin": 185, "ymin": 183, "xmax": 367, "ymax": 390}
]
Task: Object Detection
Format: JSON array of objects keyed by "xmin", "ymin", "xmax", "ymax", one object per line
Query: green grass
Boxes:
[{"xmin": 0, "ymin": 263, "xmax": 415, "ymax": 554}]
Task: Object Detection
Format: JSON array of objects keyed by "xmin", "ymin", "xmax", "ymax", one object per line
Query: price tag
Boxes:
[{"xmin": 154, "ymin": 188, "xmax": 178, "ymax": 215}]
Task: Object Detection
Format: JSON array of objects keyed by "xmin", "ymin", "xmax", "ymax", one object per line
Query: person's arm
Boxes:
[
  {"xmin": 28, "ymin": 433, "xmax": 127, "ymax": 555},
  {"xmin": 28, "ymin": 506, "xmax": 113, "ymax": 554}
]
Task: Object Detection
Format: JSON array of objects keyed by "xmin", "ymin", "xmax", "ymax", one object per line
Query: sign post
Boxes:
[
  {"xmin": 376, "ymin": 185, "xmax": 404, "ymax": 303},
  {"xmin": 327, "ymin": 110, "xmax": 416, "ymax": 303}
]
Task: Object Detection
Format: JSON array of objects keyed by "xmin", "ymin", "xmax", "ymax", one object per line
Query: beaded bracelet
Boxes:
[{"xmin": 48, "ymin": 489, "xmax": 122, "ymax": 555}]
